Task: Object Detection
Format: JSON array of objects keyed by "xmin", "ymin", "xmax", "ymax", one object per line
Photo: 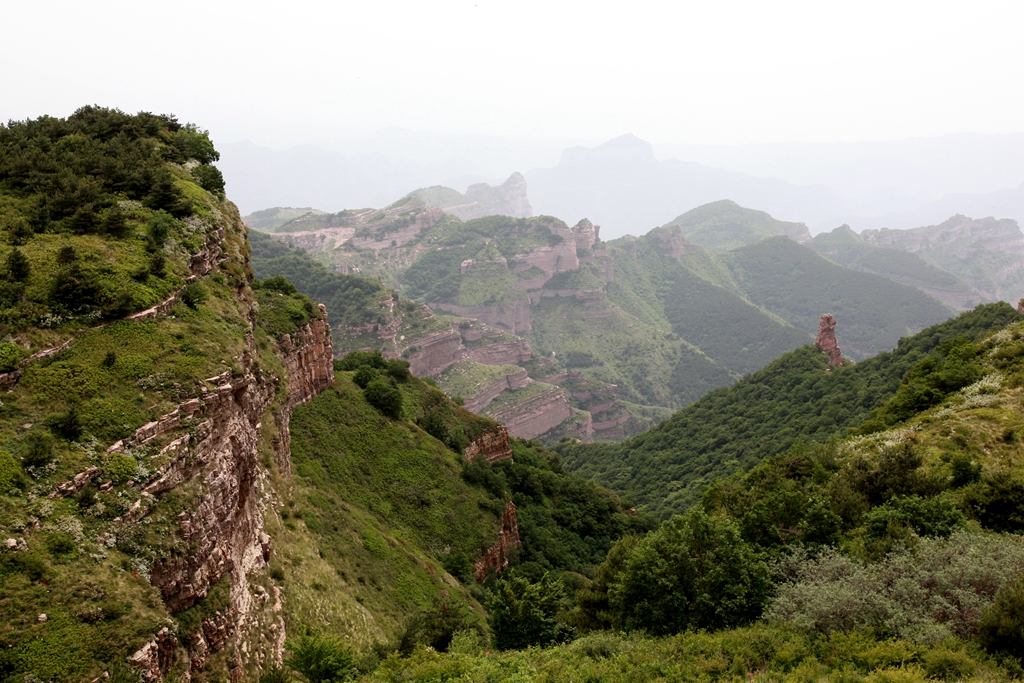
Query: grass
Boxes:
[{"xmin": 434, "ymin": 360, "xmax": 523, "ymax": 401}]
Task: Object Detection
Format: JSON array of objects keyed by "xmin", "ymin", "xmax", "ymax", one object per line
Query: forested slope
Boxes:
[{"xmin": 559, "ymin": 302, "xmax": 1020, "ymax": 518}]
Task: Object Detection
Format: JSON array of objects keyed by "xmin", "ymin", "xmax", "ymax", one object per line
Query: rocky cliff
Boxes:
[
  {"xmin": 463, "ymin": 425, "xmax": 515, "ymax": 464},
  {"xmin": 473, "ymin": 501, "xmax": 521, "ymax": 582}
]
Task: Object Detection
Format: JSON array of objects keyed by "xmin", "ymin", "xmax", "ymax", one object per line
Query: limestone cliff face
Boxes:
[
  {"xmin": 405, "ymin": 326, "xmax": 465, "ymax": 377},
  {"xmin": 473, "ymin": 501, "xmax": 521, "ymax": 582},
  {"xmin": 816, "ymin": 314, "xmax": 842, "ymax": 368},
  {"xmin": 487, "ymin": 386, "xmax": 572, "ymax": 440},
  {"xmin": 464, "ymin": 339, "xmax": 532, "ymax": 365},
  {"xmin": 463, "ymin": 369, "xmax": 530, "ymax": 413},
  {"xmin": 650, "ymin": 225, "xmax": 698, "ymax": 260},
  {"xmin": 431, "ymin": 301, "xmax": 533, "ymax": 334},
  {"xmin": 463, "ymin": 425, "xmax": 514, "ymax": 465},
  {"xmin": 127, "ymin": 307, "xmax": 335, "ymax": 681}
]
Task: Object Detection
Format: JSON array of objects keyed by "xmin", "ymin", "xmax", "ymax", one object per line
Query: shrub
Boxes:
[
  {"xmin": 336, "ymin": 350, "xmax": 386, "ymax": 371},
  {"xmin": 0, "ymin": 341, "xmax": 26, "ymax": 372},
  {"xmin": 191, "ymin": 164, "xmax": 225, "ymax": 195},
  {"xmin": 385, "ymin": 358, "xmax": 410, "ymax": 382},
  {"xmin": 181, "ymin": 281, "xmax": 207, "ymax": 309},
  {"xmin": 0, "ymin": 449, "xmax": 21, "ymax": 492},
  {"xmin": 105, "ymin": 452, "xmax": 138, "ymax": 484},
  {"xmin": 419, "ymin": 409, "xmax": 449, "ymax": 444},
  {"xmin": 146, "ymin": 210, "xmax": 176, "ymax": 251},
  {"xmin": 21, "ymin": 430, "xmax": 55, "ymax": 467},
  {"xmin": 609, "ymin": 506, "xmax": 770, "ymax": 635},
  {"xmin": 363, "ymin": 379, "xmax": 402, "ymax": 419},
  {"xmin": 765, "ymin": 532, "xmax": 1024, "ymax": 642},
  {"xmin": 965, "ymin": 473, "xmax": 1024, "ymax": 533},
  {"xmin": 262, "ymin": 275, "xmax": 298, "ymax": 296},
  {"xmin": 352, "ymin": 366, "xmax": 378, "ymax": 389},
  {"xmin": 101, "ymin": 350, "xmax": 117, "ymax": 369},
  {"xmin": 863, "ymin": 495, "xmax": 965, "ymax": 539},
  {"xmin": 286, "ymin": 633, "xmax": 356, "ymax": 683},
  {"xmin": 5, "ymin": 248, "xmax": 29, "ymax": 282},
  {"xmin": 978, "ymin": 572, "xmax": 1024, "ymax": 662},
  {"xmin": 487, "ymin": 572, "xmax": 565, "ymax": 650},
  {"xmin": 45, "ymin": 403, "xmax": 83, "ymax": 440}
]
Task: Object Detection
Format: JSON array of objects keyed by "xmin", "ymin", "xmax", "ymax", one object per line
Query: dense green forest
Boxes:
[{"xmin": 558, "ymin": 302, "xmax": 1020, "ymax": 518}]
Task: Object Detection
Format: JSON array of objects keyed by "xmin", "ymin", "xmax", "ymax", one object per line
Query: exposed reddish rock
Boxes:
[
  {"xmin": 650, "ymin": 226, "xmax": 697, "ymax": 259},
  {"xmin": 128, "ymin": 627, "xmax": 178, "ymax": 682},
  {"xmin": 463, "ymin": 425, "xmax": 514, "ymax": 465},
  {"xmin": 474, "ymin": 501, "xmax": 521, "ymax": 582},
  {"xmin": 405, "ymin": 326, "xmax": 464, "ymax": 377},
  {"xmin": 464, "ymin": 339, "xmax": 532, "ymax": 365},
  {"xmin": 1018, "ymin": 298, "xmax": 1024, "ymax": 314},
  {"xmin": 488, "ymin": 387, "xmax": 572, "ymax": 440},
  {"xmin": 463, "ymin": 369, "xmax": 530, "ymax": 413},
  {"xmin": 279, "ymin": 305, "xmax": 335, "ymax": 405},
  {"xmin": 816, "ymin": 314, "xmax": 842, "ymax": 368},
  {"xmin": 572, "ymin": 219, "xmax": 600, "ymax": 251},
  {"xmin": 430, "ymin": 301, "xmax": 533, "ymax": 334}
]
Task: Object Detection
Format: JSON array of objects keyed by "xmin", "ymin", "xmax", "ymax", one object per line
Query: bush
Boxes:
[
  {"xmin": 487, "ymin": 572, "xmax": 566, "ymax": 650},
  {"xmin": 337, "ymin": 350, "xmax": 386, "ymax": 371},
  {"xmin": 5, "ymin": 248, "xmax": 29, "ymax": 282},
  {"xmin": 105, "ymin": 452, "xmax": 138, "ymax": 484},
  {"xmin": 191, "ymin": 164, "xmax": 225, "ymax": 195},
  {"xmin": 609, "ymin": 506, "xmax": 770, "ymax": 635},
  {"xmin": 20, "ymin": 430, "xmax": 55, "ymax": 467},
  {"xmin": 181, "ymin": 281, "xmax": 208, "ymax": 309},
  {"xmin": 0, "ymin": 341, "xmax": 26, "ymax": 372},
  {"xmin": 0, "ymin": 449, "xmax": 21, "ymax": 492},
  {"xmin": 978, "ymin": 572, "xmax": 1024, "ymax": 662},
  {"xmin": 863, "ymin": 495, "xmax": 965, "ymax": 539},
  {"xmin": 766, "ymin": 532, "xmax": 1024, "ymax": 642},
  {"xmin": 286, "ymin": 633, "xmax": 356, "ymax": 683},
  {"xmin": 146, "ymin": 210, "xmax": 175, "ymax": 250},
  {"xmin": 363, "ymin": 379, "xmax": 402, "ymax": 419},
  {"xmin": 45, "ymin": 403, "xmax": 83, "ymax": 440},
  {"xmin": 352, "ymin": 366, "xmax": 378, "ymax": 389},
  {"xmin": 261, "ymin": 275, "xmax": 298, "ymax": 295},
  {"xmin": 385, "ymin": 358, "xmax": 410, "ymax": 382}
]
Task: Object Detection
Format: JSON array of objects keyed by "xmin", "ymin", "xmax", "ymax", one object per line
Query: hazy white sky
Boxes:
[{"xmin": 3, "ymin": 0, "xmax": 1022, "ymax": 147}]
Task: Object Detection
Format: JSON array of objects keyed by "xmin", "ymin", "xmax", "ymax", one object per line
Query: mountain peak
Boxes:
[{"xmin": 559, "ymin": 134, "xmax": 656, "ymax": 167}]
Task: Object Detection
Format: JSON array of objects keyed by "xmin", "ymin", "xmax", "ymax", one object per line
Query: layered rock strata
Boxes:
[
  {"xmin": 816, "ymin": 314, "xmax": 842, "ymax": 368},
  {"xmin": 488, "ymin": 387, "xmax": 572, "ymax": 440},
  {"xmin": 463, "ymin": 369, "xmax": 530, "ymax": 413},
  {"xmin": 405, "ymin": 326, "xmax": 465, "ymax": 377},
  {"xmin": 463, "ymin": 425, "xmax": 514, "ymax": 465},
  {"xmin": 473, "ymin": 501, "xmax": 521, "ymax": 582}
]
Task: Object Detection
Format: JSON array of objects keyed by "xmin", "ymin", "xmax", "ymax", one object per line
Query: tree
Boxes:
[
  {"xmin": 363, "ymin": 379, "xmax": 402, "ymax": 419},
  {"xmin": 487, "ymin": 572, "xmax": 566, "ymax": 650},
  {"xmin": 979, "ymin": 572, "xmax": 1024, "ymax": 662},
  {"xmin": 5, "ymin": 248, "xmax": 29, "ymax": 282},
  {"xmin": 286, "ymin": 633, "xmax": 355, "ymax": 683},
  {"xmin": 608, "ymin": 506, "xmax": 770, "ymax": 635}
]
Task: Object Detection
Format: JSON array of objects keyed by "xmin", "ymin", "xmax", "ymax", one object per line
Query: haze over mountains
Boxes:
[{"xmin": 222, "ymin": 130, "xmax": 1024, "ymax": 238}]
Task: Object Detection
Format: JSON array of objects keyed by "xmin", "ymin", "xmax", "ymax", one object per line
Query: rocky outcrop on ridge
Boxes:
[
  {"xmin": 463, "ymin": 425, "xmax": 515, "ymax": 465},
  {"xmin": 816, "ymin": 314, "xmax": 842, "ymax": 368},
  {"xmin": 463, "ymin": 369, "xmax": 530, "ymax": 413},
  {"xmin": 486, "ymin": 385, "xmax": 573, "ymax": 440}
]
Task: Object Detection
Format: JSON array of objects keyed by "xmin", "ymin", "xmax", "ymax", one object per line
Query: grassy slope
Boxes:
[
  {"xmin": 663, "ymin": 199, "xmax": 810, "ymax": 251},
  {"xmin": 723, "ymin": 237, "xmax": 956, "ymax": 359},
  {"xmin": 559, "ymin": 303, "xmax": 1020, "ymax": 518}
]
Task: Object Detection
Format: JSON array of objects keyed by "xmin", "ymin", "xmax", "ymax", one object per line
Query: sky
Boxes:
[{"xmin": 3, "ymin": 0, "xmax": 1023, "ymax": 148}]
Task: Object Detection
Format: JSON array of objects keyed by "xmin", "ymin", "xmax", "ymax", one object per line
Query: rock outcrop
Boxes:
[
  {"xmin": 463, "ymin": 425, "xmax": 514, "ymax": 465},
  {"xmin": 430, "ymin": 301, "xmax": 532, "ymax": 334},
  {"xmin": 464, "ymin": 339, "xmax": 532, "ymax": 365},
  {"xmin": 464, "ymin": 172, "xmax": 533, "ymax": 219},
  {"xmin": 473, "ymin": 501, "xmax": 521, "ymax": 582},
  {"xmin": 463, "ymin": 369, "xmax": 530, "ymax": 413},
  {"xmin": 816, "ymin": 314, "xmax": 842, "ymax": 368},
  {"xmin": 488, "ymin": 386, "xmax": 572, "ymax": 440},
  {"xmin": 405, "ymin": 327, "xmax": 465, "ymax": 377},
  {"xmin": 125, "ymin": 306, "xmax": 335, "ymax": 680}
]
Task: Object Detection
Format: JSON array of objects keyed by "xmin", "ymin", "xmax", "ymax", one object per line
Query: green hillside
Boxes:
[
  {"xmin": 809, "ymin": 225, "xmax": 981, "ymax": 309},
  {"xmin": 722, "ymin": 237, "xmax": 955, "ymax": 358},
  {"xmin": 558, "ymin": 302, "xmax": 1020, "ymax": 518},
  {"xmin": 356, "ymin": 304, "xmax": 1024, "ymax": 683},
  {"xmin": 663, "ymin": 199, "xmax": 811, "ymax": 251},
  {"xmin": 243, "ymin": 206, "xmax": 326, "ymax": 231}
]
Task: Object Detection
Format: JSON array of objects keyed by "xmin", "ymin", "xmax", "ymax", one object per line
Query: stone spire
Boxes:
[{"xmin": 816, "ymin": 314, "xmax": 842, "ymax": 368}]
